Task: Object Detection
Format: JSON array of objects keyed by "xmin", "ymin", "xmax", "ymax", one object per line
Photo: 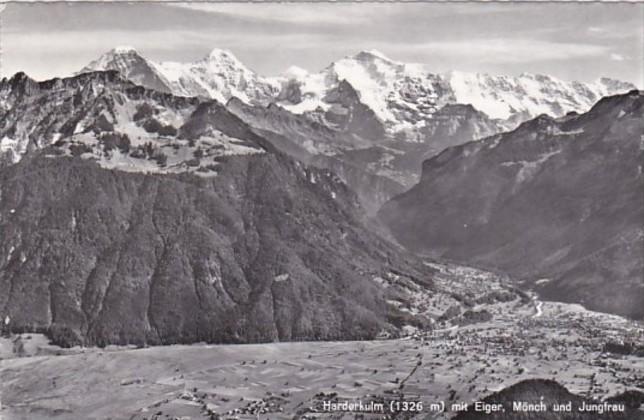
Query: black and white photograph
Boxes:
[{"xmin": 0, "ymin": 1, "xmax": 643, "ymax": 419}]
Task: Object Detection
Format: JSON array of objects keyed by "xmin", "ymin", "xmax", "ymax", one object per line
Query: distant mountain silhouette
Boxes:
[{"xmin": 454, "ymin": 379, "xmax": 644, "ymax": 420}]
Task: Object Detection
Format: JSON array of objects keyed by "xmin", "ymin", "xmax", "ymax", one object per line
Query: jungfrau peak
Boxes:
[
  {"xmin": 279, "ymin": 49, "xmax": 454, "ymax": 137},
  {"xmin": 203, "ymin": 47, "xmax": 244, "ymax": 65}
]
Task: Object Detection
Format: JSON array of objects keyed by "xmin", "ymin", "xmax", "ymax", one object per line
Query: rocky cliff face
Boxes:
[
  {"xmin": 226, "ymin": 97, "xmax": 407, "ymax": 214},
  {"xmin": 379, "ymin": 90, "xmax": 644, "ymax": 319},
  {"xmin": 0, "ymin": 71, "xmax": 265, "ymax": 173},
  {"xmin": 81, "ymin": 46, "xmax": 174, "ymax": 95},
  {"xmin": 0, "ymin": 71, "xmax": 437, "ymax": 346},
  {"xmin": 227, "ymin": 97, "xmax": 499, "ymax": 213}
]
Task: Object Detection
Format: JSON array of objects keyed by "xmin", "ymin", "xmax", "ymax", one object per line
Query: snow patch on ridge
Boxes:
[
  {"xmin": 112, "ymin": 46, "xmax": 138, "ymax": 54},
  {"xmin": 501, "ymin": 150, "xmax": 562, "ymax": 184},
  {"xmin": 358, "ymin": 49, "xmax": 392, "ymax": 61},
  {"xmin": 283, "ymin": 65, "xmax": 309, "ymax": 80}
]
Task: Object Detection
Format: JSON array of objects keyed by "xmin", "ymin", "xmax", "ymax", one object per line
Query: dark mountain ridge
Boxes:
[
  {"xmin": 379, "ymin": 90, "xmax": 644, "ymax": 319},
  {"xmin": 0, "ymin": 70, "xmax": 437, "ymax": 346},
  {"xmin": 454, "ymin": 379, "xmax": 644, "ymax": 420},
  {"xmin": 227, "ymin": 95, "xmax": 499, "ymax": 214}
]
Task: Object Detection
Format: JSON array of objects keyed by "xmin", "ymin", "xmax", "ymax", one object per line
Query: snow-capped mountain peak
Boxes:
[
  {"xmin": 80, "ymin": 47, "xmax": 173, "ymax": 94},
  {"xmin": 283, "ymin": 65, "xmax": 310, "ymax": 81},
  {"xmin": 111, "ymin": 45, "xmax": 138, "ymax": 54},
  {"xmin": 82, "ymin": 47, "xmax": 145, "ymax": 72},
  {"xmin": 79, "ymin": 46, "xmax": 637, "ymax": 138},
  {"xmin": 353, "ymin": 49, "xmax": 395, "ymax": 63},
  {"xmin": 442, "ymin": 70, "xmax": 637, "ymax": 123},
  {"xmin": 202, "ymin": 48, "xmax": 245, "ymax": 67},
  {"xmin": 155, "ymin": 48, "xmax": 279, "ymax": 104},
  {"xmin": 278, "ymin": 51, "xmax": 452, "ymax": 131},
  {"xmin": 196, "ymin": 48, "xmax": 257, "ymax": 82},
  {"xmin": 82, "ymin": 47, "xmax": 280, "ymax": 105},
  {"xmin": 206, "ymin": 47, "xmax": 233, "ymax": 57}
]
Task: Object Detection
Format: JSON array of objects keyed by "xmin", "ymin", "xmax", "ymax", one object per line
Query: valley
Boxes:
[
  {"xmin": 1, "ymin": 263, "xmax": 643, "ymax": 420},
  {"xmin": 379, "ymin": 90, "xmax": 644, "ymax": 320}
]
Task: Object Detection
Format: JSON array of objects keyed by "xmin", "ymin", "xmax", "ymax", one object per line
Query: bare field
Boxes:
[{"xmin": 1, "ymin": 293, "xmax": 643, "ymax": 420}]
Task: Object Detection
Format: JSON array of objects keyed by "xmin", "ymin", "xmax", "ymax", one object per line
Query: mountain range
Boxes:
[
  {"xmin": 73, "ymin": 47, "xmax": 636, "ymax": 211},
  {"xmin": 82, "ymin": 47, "xmax": 634, "ymax": 133},
  {"xmin": 0, "ymin": 70, "xmax": 449, "ymax": 346},
  {"xmin": 0, "ymin": 45, "xmax": 641, "ymax": 347},
  {"xmin": 379, "ymin": 89, "xmax": 644, "ymax": 320}
]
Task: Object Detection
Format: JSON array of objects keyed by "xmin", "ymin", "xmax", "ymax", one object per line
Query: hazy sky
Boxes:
[{"xmin": 1, "ymin": 2, "xmax": 642, "ymax": 85}]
